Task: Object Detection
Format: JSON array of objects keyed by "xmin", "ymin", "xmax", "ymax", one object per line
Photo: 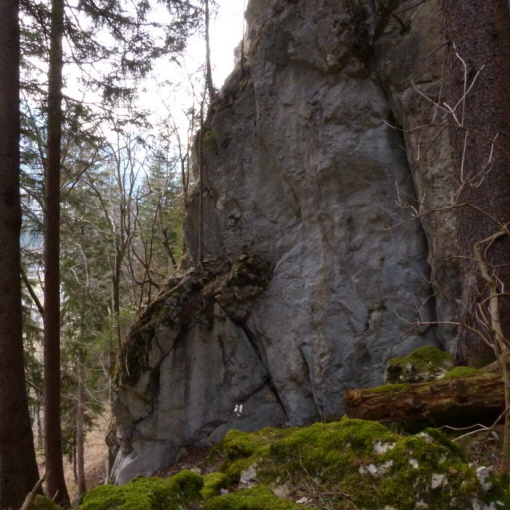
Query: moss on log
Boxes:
[{"xmin": 345, "ymin": 373, "xmax": 505, "ymax": 424}]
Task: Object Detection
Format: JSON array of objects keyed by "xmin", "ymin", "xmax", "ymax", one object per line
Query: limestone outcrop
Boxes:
[
  {"xmin": 112, "ymin": 0, "xmax": 461, "ymax": 483},
  {"xmin": 112, "ymin": 256, "xmax": 286, "ymax": 484}
]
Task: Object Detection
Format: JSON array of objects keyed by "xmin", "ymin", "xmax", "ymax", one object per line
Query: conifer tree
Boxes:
[
  {"xmin": 442, "ymin": 1, "xmax": 510, "ymax": 365},
  {"xmin": 0, "ymin": 1, "xmax": 39, "ymax": 507}
]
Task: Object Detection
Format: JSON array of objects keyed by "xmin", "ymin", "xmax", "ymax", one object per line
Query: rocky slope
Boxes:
[
  {"xmin": 111, "ymin": 0, "xmax": 462, "ymax": 483},
  {"xmin": 68, "ymin": 420, "xmax": 510, "ymax": 510}
]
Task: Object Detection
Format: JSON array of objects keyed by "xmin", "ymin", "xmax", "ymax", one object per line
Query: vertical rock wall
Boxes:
[{"xmin": 112, "ymin": 0, "xmax": 459, "ymax": 483}]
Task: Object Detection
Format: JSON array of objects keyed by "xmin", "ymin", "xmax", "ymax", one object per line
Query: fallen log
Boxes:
[{"xmin": 344, "ymin": 373, "xmax": 505, "ymax": 424}]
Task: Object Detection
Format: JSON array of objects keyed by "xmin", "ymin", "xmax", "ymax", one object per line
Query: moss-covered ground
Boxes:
[
  {"xmin": 31, "ymin": 495, "xmax": 61, "ymax": 509},
  {"xmin": 49, "ymin": 418, "xmax": 509, "ymax": 510},
  {"xmin": 35, "ymin": 345, "xmax": 510, "ymax": 510},
  {"xmin": 80, "ymin": 470, "xmax": 203, "ymax": 510}
]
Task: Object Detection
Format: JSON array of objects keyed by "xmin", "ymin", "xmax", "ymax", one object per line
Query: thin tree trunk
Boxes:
[
  {"xmin": 43, "ymin": 0, "xmax": 70, "ymax": 504},
  {"xmin": 240, "ymin": 0, "xmax": 246, "ymax": 76},
  {"xmin": 113, "ymin": 270, "xmax": 122, "ymax": 351},
  {"xmin": 76, "ymin": 352, "xmax": 86, "ymax": 497},
  {"xmin": 442, "ymin": 1, "xmax": 510, "ymax": 366},
  {"xmin": 0, "ymin": 2, "xmax": 40, "ymax": 507},
  {"xmin": 72, "ymin": 442, "xmax": 77, "ymax": 483},
  {"xmin": 21, "ymin": 265, "xmax": 44, "ymax": 317},
  {"xmin": 37, "ymin": 401, "xmax": 44, "ymax": 451},
  {"xmin": 198, "ymin": 98, "xmax": 205, "ymax": 268},
  {"xmin": 205, "ymin": 0, "xmax": 215, "ymax": 101}
]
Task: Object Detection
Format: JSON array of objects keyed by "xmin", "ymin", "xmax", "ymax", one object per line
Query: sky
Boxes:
[
  {"xmin": 127, "ymin": 0, "xmax": 247, "ymax": 139},
  {"xmin": 61, "ymin": 0, "xmax": 247, "ymax": 117},
  {"xmin": 208, "ymin": 0, "xmax": 247, "ymax": 87},
  {"xmin": 132, "ymin": 0, "xmax": 248, "ymax": 150},
  {"xmin": 55, "ymin": 0, "xmax": 247, "ymax": 156}
]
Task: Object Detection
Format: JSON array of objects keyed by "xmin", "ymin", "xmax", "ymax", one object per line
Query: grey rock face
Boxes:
[
  {"xmin": 112, "ymin": 256, "xmax": 286, "ymax": 484},
  {"xmin": 112, "ymin": 0, "xmax": 459, "ymax": 483},
  {"xmin": 374, "ymin": 0, "xmax": 460, "ymax": 345}
]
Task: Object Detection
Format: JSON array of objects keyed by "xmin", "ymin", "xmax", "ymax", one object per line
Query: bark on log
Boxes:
[{"xmin": 345, "ymin": 374, "xmax": 505, "ymax": 424}]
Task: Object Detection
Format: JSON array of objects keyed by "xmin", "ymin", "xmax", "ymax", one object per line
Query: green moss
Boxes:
[
  {"xmin": 223, "ymin": 429, "xmax": 268, "ymax": 459},
  {"xmin": 80, "ymin": 470, "xmax": 203, "ymax": 510},
  {"xmin": 80, "ymin": 482, "xmax": 157, "ymax": 510},
  {"xmin": 201, "ymin": 472, "xmax": 230, "ymax": 500},
  {"xmin": 31, "ymin": 495, "xmax": 60, "ymax": 509},
  {"xmin": 386, "ymin": 346, "xmax": 454, "ymax": 384},
  {"xmin": 211, "ymin": 419, "xmax": 510, "ymax": 509},
  {"xmin": 204, "ymin": 485, "xmax": 314, "ymax": 510},
  {"xmin": 202, "ymin": 130, "xmax": 216, "ymax": 149},
  {"xmin": 392, "ymin": 345, "xmax": 453, "ymax": 368},
  {"xmin": 220, "ymin": 427, "xmax": 292, "ymax": 483},
  {"xmin": 261, "ymin": 420, "xmax": 398, "ymax": 486},
  {"xmin": 79, "ymin": 418, "xmax": 510, "ymax": 510},
  {"xmin": 443, "ymin": 366, "xmax": 480, "ymax": 379},
  {"xmin": 169, "ymin": 469, "xmax": 205, "ymax": 500},
  {"xmin": 369, "ymin": 383, "xmax": 407, "ymax": 393}
]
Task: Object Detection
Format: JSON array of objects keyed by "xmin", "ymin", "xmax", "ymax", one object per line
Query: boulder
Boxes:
[{"xmin": 112, "ymin": 0, "xmax": 464, "ymax": 482}]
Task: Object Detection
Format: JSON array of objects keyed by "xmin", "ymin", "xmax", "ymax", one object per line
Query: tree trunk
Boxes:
[
  {"xmin": 0, "ymin": 2, "xmax": 40, "ymax": 507},
  {"xmin": 441, "ymin": 1, "xmax": 510, "ymax": 366},
  {"xmin": 43, "ymin": 0, "xmax": 70, "ymax": 504},
  {"xmin": 205, "ymin": 0, "xmax": 215, "ymax": 101},
  {"xmin": 198, "ymin": 98, "xmax": 205, "ymax": 268},
  {"xmin": 37, "ymin": 401, "xmax": 44, "ymax": 451},
  {"xmin": 113, "ymin": 263, "xmax": 123, "ymax": 351},
  {"xmin": 76, "ymin": 352, "xmax": 86, "ymax": 497},
  {"xmin": 345, "ymin": 374, "xmax": 505, "ymax": 424}
]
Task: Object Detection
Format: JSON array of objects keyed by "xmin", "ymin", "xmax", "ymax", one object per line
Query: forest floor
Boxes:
[{"xmin": 63, "ymin": 414, "xmax": 109, "ymax": 503}]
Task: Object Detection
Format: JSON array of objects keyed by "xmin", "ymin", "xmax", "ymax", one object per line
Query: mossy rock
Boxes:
[
  {"xmin": 80, "ymin": 470, "xmax": 203, "ymax": 510},
  {"xmin": 204, "ymin": 485, "xmax": 314, "ymax": 510},
  {"xmin": 201, "ymin": 472, "xmax": 230, "ymax": 500},
  {"xmin": 213, "ymin": 419, "xmax": 510, "ymax": 509},
  {"xmin": 79, "ymin": 419, "xmax": 510, "ymax": 509},
  {"xmin": 30, "ymin": 495, "xmax": 60, "ymax": 510},
  {"xmin": 385, "ymin": 345, "xmax": 454, "ymax": 384}
]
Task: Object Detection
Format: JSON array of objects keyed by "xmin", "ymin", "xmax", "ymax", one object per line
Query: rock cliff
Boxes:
[{"xmin": 112, "ymin": 0, "xmax": 460, "ymax": 483}]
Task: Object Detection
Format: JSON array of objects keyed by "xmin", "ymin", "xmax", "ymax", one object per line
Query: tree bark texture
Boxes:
[
  {"xmin": 441, "ymin": 1, "xmax": 510, "ymax": 365},
  {"xmin": 345, "ymin": 374, "xmax": 504, "ymax": 424},
  {"xmin": 0, "ymin": 3, "xmax": 40, "ymax": 507},
  {"xmin": 76, "ymin": 352, "xmax": 86, "ymax": 497},
  {"xmin": 43, "ymin": 0, "xmax": 70, "ymax": 504}
]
